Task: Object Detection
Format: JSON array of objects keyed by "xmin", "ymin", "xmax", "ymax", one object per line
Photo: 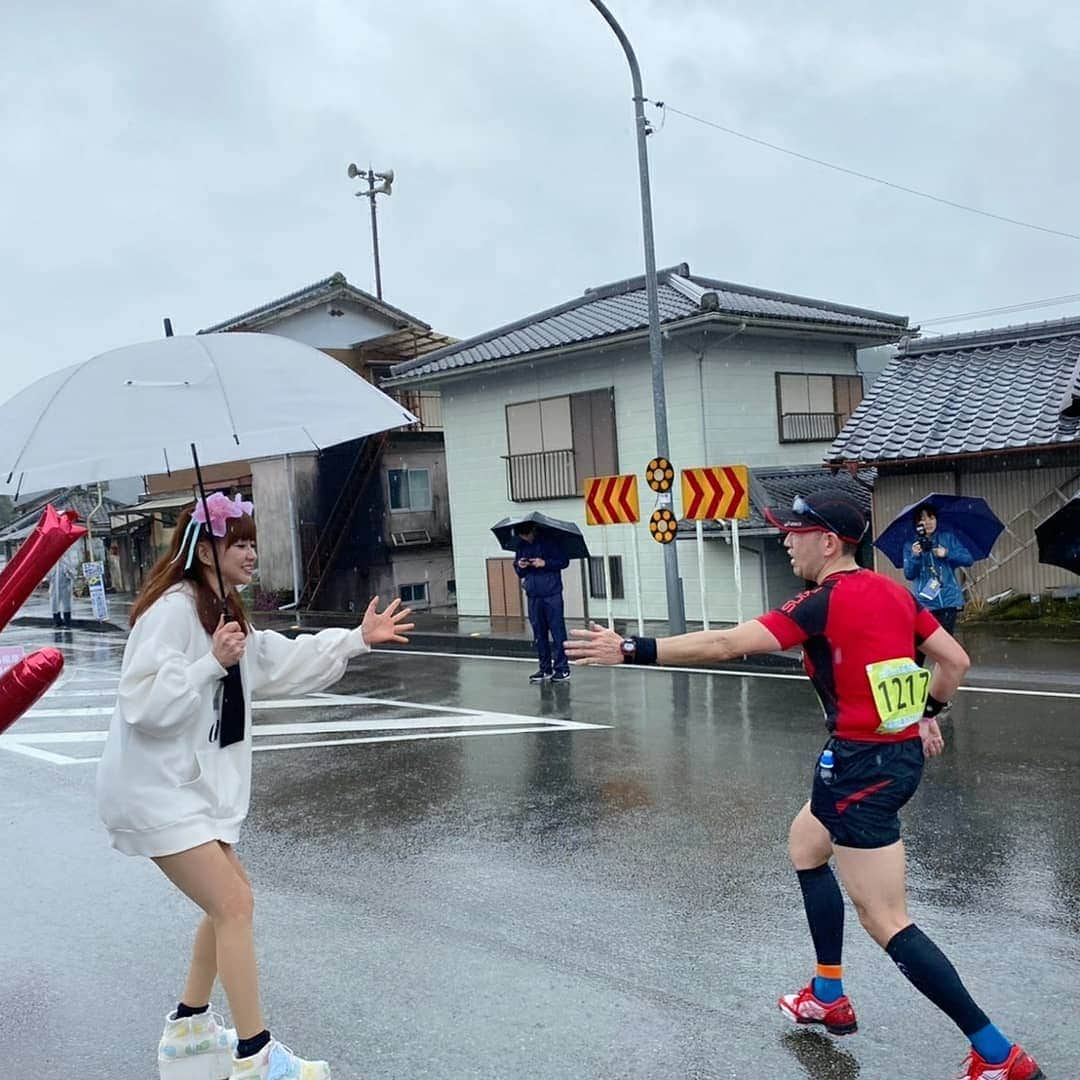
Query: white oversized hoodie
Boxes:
[{"xmin": 96, "ymin": 584, "xmax": 369, "ymax": 857}]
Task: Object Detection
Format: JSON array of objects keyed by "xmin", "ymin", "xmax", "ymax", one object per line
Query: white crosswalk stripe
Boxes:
[{"xmin": 0, "ymin": 691, "xmax": 609, "ymax": 766}]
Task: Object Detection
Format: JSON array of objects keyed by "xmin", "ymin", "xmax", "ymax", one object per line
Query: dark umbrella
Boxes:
[
  {"xmin": 491, "ymin": 511, "xmax": 591, "ymax": 561},
  {"xmin": 874, "ymin": 493, "xmax": 1005, "ymax": 569},
  {"xmin": 1035, "ymin": 496, "xmax": 1080, "ymax": 576}
]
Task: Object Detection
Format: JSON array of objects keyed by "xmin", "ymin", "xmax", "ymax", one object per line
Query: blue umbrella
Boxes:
[{"xmin": 874, "ymin": 493, "xmax": 1004, "ymax": 569}]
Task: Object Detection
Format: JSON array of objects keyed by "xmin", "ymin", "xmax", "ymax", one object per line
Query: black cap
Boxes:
[{"xmin": 765, "ymin": 493, "xmax": 868, "ymax": 545}]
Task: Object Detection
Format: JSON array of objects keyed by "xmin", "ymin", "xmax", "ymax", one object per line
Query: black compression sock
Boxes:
[
  {"xmin": 797, "ymin": 864, "xmax": 845, "ymax": 966},
  {"xmin": 174, "ymin": 1002, "xmax": 209, "ymax": 1018},
  {"xmin": 236, "ymin": 1030, "xmax": 272, "ymax": 1058},
  {"xmin": 886, "ymin": 924, "xmax": 991, "ymax": 1036}
]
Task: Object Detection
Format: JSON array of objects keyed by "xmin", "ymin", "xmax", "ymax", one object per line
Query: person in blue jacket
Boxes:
[
  {"xmin": 904, "ymin": 503, "xmax": 973, "ymax": 662},
  {"xmin": 514, "ymin": 523, "xmax": 571, "ymax": 683}
]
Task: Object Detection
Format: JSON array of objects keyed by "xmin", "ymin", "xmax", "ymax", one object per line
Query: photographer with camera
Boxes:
[{"xmin": 903, "ymin": 503, "xmax": 973, "ymax": 663}]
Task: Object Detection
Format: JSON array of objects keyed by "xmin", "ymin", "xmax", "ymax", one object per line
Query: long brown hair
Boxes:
[{"xmin": 130, "ymin": 501, "xmax": 257, "ymax": 635}]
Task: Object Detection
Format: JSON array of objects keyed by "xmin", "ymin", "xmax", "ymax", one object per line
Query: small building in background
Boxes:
[
  {"xmin": 131, "ymin": 273, "xmax": 455, "ymax": 612},
  {"xmin": 827, "ymin": 316, "xmax": 1080, "ymax": 599}
]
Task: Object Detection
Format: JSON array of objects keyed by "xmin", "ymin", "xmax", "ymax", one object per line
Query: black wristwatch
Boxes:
[{"xmin": 619, "ymin": 638, "xmax": 637, "ymax": 663}]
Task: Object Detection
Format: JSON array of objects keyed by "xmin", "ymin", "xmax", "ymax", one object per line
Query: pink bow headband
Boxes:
[
  {"xmin": 174, "ymin": 492, "xmax": 255, "ymax": 570},
  {"xmin": 193, "ymin": 492, "xmax": 254, "ymax": 537}
]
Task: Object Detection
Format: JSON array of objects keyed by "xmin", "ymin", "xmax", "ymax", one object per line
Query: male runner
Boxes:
[{"xmin": 565, "ymin": 492, "xmax": 1043, "ymax": 1080}]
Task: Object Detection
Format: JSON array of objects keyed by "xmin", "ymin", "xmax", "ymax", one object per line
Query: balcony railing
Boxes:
[
  {"xmin": 504, "ymin": 449, "xmax": 578, "ymax": 501},
  {"xmin": 387, "ymin": 389, "xmax": 443, "ymax": 432},
  {"xmin": 779, "ymin": 411, "xmax": 845, "ymax": 443}
]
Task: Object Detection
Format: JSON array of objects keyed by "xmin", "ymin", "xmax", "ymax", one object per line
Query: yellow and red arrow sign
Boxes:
[
  {"xmin": 584, "ymin": 474, "xmax": 640, "ymax": 526},
  {"xmin": 681, "ymin": 465, "xmax": 750, "ymax": 521}
]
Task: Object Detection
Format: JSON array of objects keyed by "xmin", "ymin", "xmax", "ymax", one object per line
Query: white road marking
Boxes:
[
  {"xmin": 0, "ymin": 696, "xmax": 608, "ymax": 766},
  {"xmin": 254, "ymin": 726, "xmax": 581, "ymax": 752}
]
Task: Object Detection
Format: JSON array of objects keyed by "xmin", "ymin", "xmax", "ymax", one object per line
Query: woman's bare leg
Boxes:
[
  {"xmin": 154, "ymin": 840, "xmax": 264, "ymax": 1038},
  {"xmin": 179, "ymin": 915, "xmax": 217, "ymax": 1008},
  {"xmin": 177, "ymin": 844, "xmax": 254, "ymax": 1007}
]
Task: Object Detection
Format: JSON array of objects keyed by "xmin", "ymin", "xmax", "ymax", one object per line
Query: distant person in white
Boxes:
[
  {"xmin": 96, "ymin": 492, "xmax": 413, "ymax": 1080},
  {"xmin": 49, "ymin": 543, "xmax": 81, "ymax": 627}
]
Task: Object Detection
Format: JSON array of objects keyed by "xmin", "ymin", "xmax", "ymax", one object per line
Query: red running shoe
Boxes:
[
  {"xmin": 953, "ymin": 1045, "xmax": 1044, "ymax": 1080},
  {"xmin": 777, "ymin": 983, "xmax": 858, "ymax": 1036}
]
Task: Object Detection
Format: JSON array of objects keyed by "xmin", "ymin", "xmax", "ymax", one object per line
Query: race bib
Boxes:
[{"xmin": 866, "ymin": 657, "xmax": 931, "ymax": 734}]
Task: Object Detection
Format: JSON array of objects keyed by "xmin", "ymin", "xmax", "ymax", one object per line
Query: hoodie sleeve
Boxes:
[
  {"xmin": 247, "ymin": 625, "xmax": 370, "ymax": 699},
  {"xmin": 943, "ymin": 531, "xmax": 974, "ymax": 568},
  {"xmin": 115, "ymin": 591, "xmax": 227, "ymax": 737},
  {"xmin": 902, "ymin": 543, "xmax": 923, "ymax": 581}
]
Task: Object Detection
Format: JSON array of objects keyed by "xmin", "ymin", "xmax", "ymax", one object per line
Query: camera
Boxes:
[{"xmin": 915, "ymin": 522, "xmax": 931, "ymax": 552}]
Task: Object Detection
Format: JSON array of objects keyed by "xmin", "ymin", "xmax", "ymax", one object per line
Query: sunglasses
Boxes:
[{"xmin": 792, "ymin": 495, "xmax": 867, "ymax": 542}]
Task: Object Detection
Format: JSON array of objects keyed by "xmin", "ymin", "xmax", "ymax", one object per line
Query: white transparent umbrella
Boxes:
[{"xmin": 1, "ymin": 332, "xmax": 416, "ymax": 497}]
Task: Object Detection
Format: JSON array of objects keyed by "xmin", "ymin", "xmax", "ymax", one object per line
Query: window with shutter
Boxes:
[
  {"xmin": 775, "ymin": 373, "xmax": 864, "ymax": 443},
  {"xmin": 504, "ymin": 388, "xmax": 617, "ymax": 500}
]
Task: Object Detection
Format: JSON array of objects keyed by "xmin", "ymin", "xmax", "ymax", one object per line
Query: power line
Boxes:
[
  {"xmin": 919, "ymin": 291, "xmax": 1080, "ymax": 326},
  {"xmin": 651, "ymin": 101, "xmax": 1080, "ymax": 243}
]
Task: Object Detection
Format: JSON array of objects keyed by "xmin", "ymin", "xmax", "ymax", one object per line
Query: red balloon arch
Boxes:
[{"xmin": 0, "ymin": 505, "xmax": 87, "ymax": 735}]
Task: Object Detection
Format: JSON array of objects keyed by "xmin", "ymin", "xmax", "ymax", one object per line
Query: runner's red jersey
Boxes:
[{"xmin": 757, "ymin": 569, "xmax": 941, "ymax": 742}]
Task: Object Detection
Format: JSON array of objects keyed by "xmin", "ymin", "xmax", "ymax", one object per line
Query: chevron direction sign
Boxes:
[
  {"xmin": 584, "ymin": 474, "xmax": 640, "ymax": 526},
  {"xmin": 681, "ymin": 465, "xmax": 750, "ymax": 521}
]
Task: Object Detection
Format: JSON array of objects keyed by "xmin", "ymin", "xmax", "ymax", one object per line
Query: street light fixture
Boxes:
[
  {"xmin": 347, "ymin": 163, "xmax": 395, "ymax": 301},
  {"xmin": 586, "ymin": 0, "xmax": 686, "ymax": 634}
]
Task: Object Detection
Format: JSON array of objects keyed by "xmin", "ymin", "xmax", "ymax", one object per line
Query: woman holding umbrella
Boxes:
[
  {"xmin": 97, "ymin": 493, "xmax": 413, "ymax": 1080},
  {"xmin": 903, "ymin": 502, "xmax": 974, "ymax": 651}
]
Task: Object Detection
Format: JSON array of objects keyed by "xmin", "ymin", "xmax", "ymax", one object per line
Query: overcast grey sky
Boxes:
[{"xmin": 3, "ymin": 0, "xmax": 1078, "ymax": 404}]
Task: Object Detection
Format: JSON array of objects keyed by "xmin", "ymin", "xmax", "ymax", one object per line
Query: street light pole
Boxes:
[
  {"xmin": 586, "ymin": 0, "xmax": 686, "ymax": 634},
  {"xmin": 366, "ymin": 170, "xmax": 383, "ymax": 300},
  {"xmin": 347, "ymin": 163, "xmax": 395, "ymax": 300}
]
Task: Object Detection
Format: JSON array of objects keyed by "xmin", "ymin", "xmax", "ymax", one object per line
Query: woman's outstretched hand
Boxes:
[{"xmin": 360, "ymin": 596, "xmax": 414, "ymax": 646}]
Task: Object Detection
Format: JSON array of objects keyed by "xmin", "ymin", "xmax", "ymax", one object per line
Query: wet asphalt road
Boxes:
[{"xmin": 0, "ymin": 624, "xmax": 1077, "ymax": 1079}]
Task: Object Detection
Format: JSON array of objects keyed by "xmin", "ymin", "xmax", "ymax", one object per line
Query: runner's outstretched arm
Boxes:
[{"xmin": 565, "ymin": 620, "xmax": 782, "ymax": 667}]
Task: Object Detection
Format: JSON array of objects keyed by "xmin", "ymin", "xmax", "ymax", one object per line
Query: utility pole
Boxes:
[
  {"xmin": 347, "ymin": 163, "xmax": 394, "ymax": 300},
  {"xmin": 586, "ymin": 0, "xmax": 686, "ymax": 633}
]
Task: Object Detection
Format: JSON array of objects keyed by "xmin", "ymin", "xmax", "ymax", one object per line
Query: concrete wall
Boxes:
[
  {"xmin": 376, "ymin": 435, "xmax": 454, "ymax": 608},
  {"xmin": 872, "ymin": 457, "xmax": 1080, "ymax": 599},
  {"xmin": 250, "ymin": 453, "xmax": 318, "ymax": 596},
  {"xmin": 436, "ymin": 331, "xmax": 859, "ymax": 621},
  {"xmin": 371, "ymin": 549, "xmax": 456, "ymax": 611},
  {"xmin": 381, "ymin": 437, "xmax": 452, "ymax": 542}
]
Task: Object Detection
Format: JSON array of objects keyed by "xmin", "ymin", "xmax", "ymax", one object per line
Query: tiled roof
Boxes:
[
  {"xmin": 199, "ymin": 272, "xmax": 430, "ymax": 334},
  {"xmin": 827, "ymin": 317, "xmax": 1080, "ymax": 465},
  {"xmin": 0, "ymin": 487, "xmax": 125, "ymax": 542},
  {"xmin": 387, "ymin": 264, "xmax": 909, "ymax": 383},
  {"xmin": 680, "ymin": 464, "xmax": 875, "ymax": 535}
]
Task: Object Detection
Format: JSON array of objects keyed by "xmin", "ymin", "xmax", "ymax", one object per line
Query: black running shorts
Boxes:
[{"xmin": 810, "ymin": 737, "xmax": 924, "ymax": 849}]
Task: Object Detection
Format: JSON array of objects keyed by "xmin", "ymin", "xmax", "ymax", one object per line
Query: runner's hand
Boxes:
[
  {"xmin": 565, "ymin": 622, "xmax": 623, "ymax": 666},
  {"xmin": 919, "ymin": 717, "xmax": 945, "ymax": 758},
  {"xmin": 212, "ymin": 616, "xmax": 246, "ymax": 667},
  {"xmin": 360, "ymin": 596, "xmax": 415, "ymax": 646}
]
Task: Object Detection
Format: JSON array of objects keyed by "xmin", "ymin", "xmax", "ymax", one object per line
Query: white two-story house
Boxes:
[{"xmin": 385, "ymin": 263, "xmax": 909, "ymax": 625}]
